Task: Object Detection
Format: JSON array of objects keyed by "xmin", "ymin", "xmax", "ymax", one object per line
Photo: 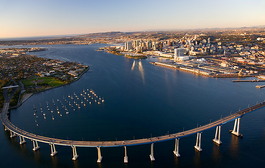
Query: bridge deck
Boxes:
[{"xmin": 1, "ymin": 97, "xmax": 265, "ymax": 147}]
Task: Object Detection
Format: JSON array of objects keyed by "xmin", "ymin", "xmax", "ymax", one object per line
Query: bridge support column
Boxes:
[
  {"xmin": 32, "ymin": 140, "xmax": 40, "ymax": 151},
  {"xmin": 4, "ymin": 126, "xmax": 8, "ymax": 131},
  {"xmin": 10, "ymin": 131, "xmax": 16, "ymax": 138},
  {"xmin": 173, "ymin": 138, "xmax": 180, "ymax": 157},
  {"xmin": 97, "ymin": 147, "xmax": 103, "ymax": 163},
  {"xmin": 71, "ymin": 146, "xmax": 79, "ymax": 161},
  {"xmin": 194, "ymin": 132, "xmax": 202, "ymax": 152},
  {"xmin": 149, "ymin": 143, "xmax": 155, "ymax": 161},
  {"xmin": 231, "ymin": 118, "xmax": 241, "ymax": 137},
  {"xmin": 19, "ymin": 136, "xmax": 26, "ymax": 145},
  {"xmin": 124, "ymin": 146, "xmax": 128, "ymax": 163},
  {"xmin": 50, "ymin": 143, "xmax": 58, "ymax": 156},
  {"xmin": 213, "ymin": 126, "xmax": 222, "ymax": 145}
]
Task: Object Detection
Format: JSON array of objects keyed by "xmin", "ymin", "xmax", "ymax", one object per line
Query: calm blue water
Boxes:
[
  {"xmin": 0, "ymin": 35, "xmax": 77, "ymax": 41},
  {"xmin": 1, "ymin": 44, "xmax": 265, "ymax": 168}
]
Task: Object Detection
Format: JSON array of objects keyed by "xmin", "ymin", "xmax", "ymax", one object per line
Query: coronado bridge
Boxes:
[{"xmin": 1, "ymin": 86, "xmax": 265, "ymax": 163}]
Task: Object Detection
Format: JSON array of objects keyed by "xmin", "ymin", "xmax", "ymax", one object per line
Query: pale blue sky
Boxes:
[{"xmin": 1, "ymin": 0, "xmax": 265, "ymax": 38}]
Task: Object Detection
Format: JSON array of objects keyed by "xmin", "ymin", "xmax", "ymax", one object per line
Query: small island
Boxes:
[
  {"xmin": 124, "ymin": 54, "xmax": 147, "ymax": 59},
  {"xmin": 96, "ymin": 46, "xmax": 124, "ymax": 56},
  {"xmin": 97, "ymin": 46, "xmax": 148, "ymax": 59},
  {"xmin": 0, "ymin": 47, "xmax": 89, "ymax": 109}
]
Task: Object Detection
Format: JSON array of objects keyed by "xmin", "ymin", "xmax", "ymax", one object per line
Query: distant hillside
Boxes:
[{"xmin": 77, "ymin": 31, "xmax": 134, "ymax": 38}]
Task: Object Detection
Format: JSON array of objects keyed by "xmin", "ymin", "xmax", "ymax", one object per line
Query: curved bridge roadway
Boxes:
[{"xmin": 1, "ymin": 87, "xmax": 265, "ymax": 161}]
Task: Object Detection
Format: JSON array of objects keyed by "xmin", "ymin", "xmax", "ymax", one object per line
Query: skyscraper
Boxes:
[
  {"xmin": 174, "ymin": 48, "xmax": 186, "ymax": 60},
  {"xmin": 125, "ymin": 41, "xmax": 133, "ymax": 51},
  {"xmin": 133, "ymin": 40, "xmax": 140, "ymax": 48}
]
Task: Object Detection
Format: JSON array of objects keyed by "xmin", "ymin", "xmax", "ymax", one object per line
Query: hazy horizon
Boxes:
[
  {"xmin": 1, "ymin": 25, "xmax": 265, "ymax": 40},
  {"xmin": 1, "ymin": 0, "xmax": 265, "ymax": 38}
]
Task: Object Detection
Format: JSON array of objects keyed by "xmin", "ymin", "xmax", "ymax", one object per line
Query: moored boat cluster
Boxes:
[{"xmin": 32, "ymin": 88, "xmax": 105, "ymax": 126}]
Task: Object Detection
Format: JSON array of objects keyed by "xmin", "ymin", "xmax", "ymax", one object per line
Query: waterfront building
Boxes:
[
  {"xmin": 159, "ymin": 52, "xmax": 173, "ymax": 58},
  {"xmin": 135, "ymin": 46, "xmax": 142, "ymax": 53},
  {"xmin": 133, "ymin": 40, "xmax": 140, "ymax": 48},
  {"xmin": 146, "ymin": 40, "xmax": 152, "ymax": 50},
  {"xmin": 158, "ymin": 42, "xmax": 163, "ymax": 51},
  {"xmin": 174, "ymin": 48, "xmax": 186, "ymax": 57},
  {"xmin": 140, "ymin": 41, "xmax": 146, "ymax": 48},
  {"xmin": 125, "ymin": 41, "xmax": 133, "ymax": 51},
  {"xmin": 174, "ymin": 48, "xmax": 189, "ymax": 62},
  {"xmin": 152, "ymin": 42, "xmax": 157, "ymax": 50}
]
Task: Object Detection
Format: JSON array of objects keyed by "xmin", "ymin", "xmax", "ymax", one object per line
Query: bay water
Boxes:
[{"xmin": 1, "ymin": 44, "xmax": 265, "ymax": 168}]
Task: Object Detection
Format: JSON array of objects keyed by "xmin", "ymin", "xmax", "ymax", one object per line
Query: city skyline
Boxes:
[{"xmin": 1, "ymin": 0, "xmax": 265, "ymax": 38}]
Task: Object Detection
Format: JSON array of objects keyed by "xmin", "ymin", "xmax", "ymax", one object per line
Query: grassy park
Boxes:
[{"xmin": 22, "ymin": 77, "xmax": 64, "ymax": 87}]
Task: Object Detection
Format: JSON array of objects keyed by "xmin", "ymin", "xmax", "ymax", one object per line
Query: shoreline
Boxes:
[
  {"xmin": 150, "ymin": 62, "xmax": 255, "ymax": 78},
  {"xmin": 9, "ymin": 67, "xmax": 89, "ymax": 109},
  {"xmin": 95, "ymin": 48, "xmax": 253, "ymax": 78},
  {"xmin": 124, "ymin": 55, "xmax": 147, "ymax": 59}
]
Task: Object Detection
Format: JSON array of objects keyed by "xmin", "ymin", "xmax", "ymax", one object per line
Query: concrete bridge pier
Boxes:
[
  {"xmin": 10, "ymin": 131, "xmax": 16, "ymax": 138},
  {"xmin": 213, "ymin": 126, "xmax": 222, "ymax": 145},
  {"xmin": 97, "ymin": 147, "xmax": 103, "ymax": 163},
  {"xmin": 231, "ymin": 118, "xmax": 241, "ymax": 137},
  {"xmin": 4, "ymin": 125, "xmax": 8, "ymax": 131},
  {"xmin": 32, "ymin": 140, "xmax": 40, "ymax": 151},
  {"xmin": 124, "ymin": 146, "xmax": 128, "ymax": 163},
  {"xmin": 71, "ymin": 146, "xmax": 78, "ymax": 161},
  {"xmin": 19, "ymin": 136, "xmax": 26, "ymax": 145},
  {"xmin": 173, "ymin": 138, "xmax": 180, "ymax": 157},
  {"xmin": 194, "ymin": 132, "xmax": 202, "ymax": 152},
  {"xmin": 50, "ymin": 143, "xmax": 58, "ymax": 156},
  {"xmin": 149, "ymin": 143, "xmax": 155, "ymax": 161}
]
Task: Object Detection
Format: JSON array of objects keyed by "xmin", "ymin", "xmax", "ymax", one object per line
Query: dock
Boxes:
[
  {"xmin": 150, "ymin": 62, "xmax": 253, "ymax": 78},
  {"xmin": 232, "ymin": 79, "xmax": 265, "ymax": 82},
  {"xmin": 256, "ymin": 85, "xmax": 265, "ymax": 89}
]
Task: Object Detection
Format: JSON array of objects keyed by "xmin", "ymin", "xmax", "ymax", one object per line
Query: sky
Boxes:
[{"xmin": 0, "ymin": 0, "xmax": 265, "ymax": 38}]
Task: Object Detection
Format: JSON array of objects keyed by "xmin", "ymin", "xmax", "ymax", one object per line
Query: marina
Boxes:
[{"xmin": 31, "ymin": 88, "xmax": 105, "ymax": 127}]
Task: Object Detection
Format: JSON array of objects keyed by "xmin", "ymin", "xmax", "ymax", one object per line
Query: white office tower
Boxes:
[
  {"xmin": 174, "ymin": 48, "xmax": 178, "ymax": 58},
  {"xmin": 125, "ymin": 41, "xmax": 133, "ymax": 51},
  {"xmin": 174, "ymin": 48, "xmax": 189, "ymax": 62},
  {"xmin": 174, "ymin": 48, "xmax": 185, "ymax": 57}
]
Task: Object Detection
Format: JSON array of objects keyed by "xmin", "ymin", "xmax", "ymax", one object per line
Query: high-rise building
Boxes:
[
  {"xmin": 133, "ymin": 40, "xmax": 140, "ymax": 48},
  {"xmin": 167, "ymin": 40, "xmax": 172, "ymax": 46},
  {"xmin": 146, "ymin": 40, "xmax": 152, "ymax": 50},
  {"xmin": 158, "ymin": 42, "xmax": 163, "ymax": 51},
  {"xmin": 174, "ymin": 48, "xmax": 185, "ymax": 57},
  {"xmin": 140, "ymin": 41, "xmax": 146, "ymax": 48},
  {"xmin": 152, "ymin": 42, "xmax": 157, "ymax": 50},
  {"xmin": 174, "ymin": 48, "xmax": 189, "ymax": 62},
  {"xmin": 125, "ymin": 41, "xmax": 133, "ymax": 51}
]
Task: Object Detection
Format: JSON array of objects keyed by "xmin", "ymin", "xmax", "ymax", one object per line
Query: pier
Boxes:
[
  {"xmin": 232, "ymin": 79, "xmax": 265, "ymax": 82},
  {"xmin": 150, "ymin": 62, "xmax": 253, "ymax": 78},
  {"xmin": 1, "ymin": 86, "xmax": 265, "ymax": 163},
  {"xmin": 256, "ymin": 85, "xmax": 265, "ymax": 89}
]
